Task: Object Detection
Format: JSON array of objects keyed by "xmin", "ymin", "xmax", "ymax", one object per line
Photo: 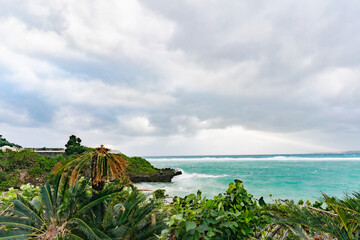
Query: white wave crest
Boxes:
[
  {"xmin": 174, "ymin": 169, "xmax": 229, "ymax": 180},
  {"xmin": 146, "ymin": 156, "xmax": 360, "ymax": 162}
]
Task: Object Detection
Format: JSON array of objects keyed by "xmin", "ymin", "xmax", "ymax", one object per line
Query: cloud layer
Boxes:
[{"xmin": 1, "ymin": 0, "xmax": 360, "ymax": 155}]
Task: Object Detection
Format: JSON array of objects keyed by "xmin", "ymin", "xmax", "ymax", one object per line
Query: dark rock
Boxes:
[{"xmin": 128, "ymin": 168, "xmax": 182, "ymax": 183}]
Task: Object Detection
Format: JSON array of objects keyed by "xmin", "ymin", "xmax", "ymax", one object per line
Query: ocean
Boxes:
[{"xmin": 135, "ymin": 153, "xmax": 360, "ymax": 202}]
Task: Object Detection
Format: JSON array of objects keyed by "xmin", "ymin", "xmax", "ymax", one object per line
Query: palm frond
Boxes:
[
  {"xmin": 0, "ymin": 230, "xmax": 34, "ymax": 240},
  {"xmin": 0, "ymin": 216, "xmax": 40, "ymax": 231},
  {"xmin": 41, "ymin": 181, "xmax": 54, "ymax": 222},
  {"xmin": 69, "ymin": 218, "xmax": 106, "ymax": 240},
  {"xmin": 75, "ymin": 186, "xmax": 124, "ymax": 217},
  {"xmin": 53, "ymin": 145, "xmax": 129, "ymax": 191},
  {"xmin": 13, "ymin": 195, "xmax": 45, "ymax": 226},
  {"xmin": 108, "ymin": 154, "xmax": 127, "ymax": 179},
  {"xmin": 268, "ymin": 200, "xmax": 352, "ymax": 239},
  {"xmin": 103, "ymin": 187, "xmax": 166, "ymax": 240}
]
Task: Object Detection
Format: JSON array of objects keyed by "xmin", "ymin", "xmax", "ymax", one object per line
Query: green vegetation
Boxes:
[
  {"xmin": 3, "ymin": 135, "xmax": 360, "ymax": 239},
  {"xmin": 0, "ymin": 184, "xmax": 40, "ymax": 212},
  {"xmin": 2, "ymin": 169, "xmax": 360, "ymax": 239},
  {"xmin": 0, "ymin": 135, "xmax": 165, "ymax": 192},
  {"xmin": 161, "ymin": 180, "xmax": 270, "ymax": 240},
  {"xmin": 54, "ymin": 145, "xmax": 128, "ymax": 191},
  {"xmin": 153, "ymin": 189, "xmax": 167, "ymax": 200},
  {"xmin": 65, "ymin": 134, "xmax": 87, "ymax": 155},
  {"xmin": 0, "ymin": 135, "xmax": 21, "ymax": 148},
  {"xmin": 0, "ymin": 149, "xmax": 62, "ymax": 191},
  {"xmin": 121, "ymin": 154, "xmax": 158, "ymax": 174},
  {"xmin": 268, "ymin": 193, "xmax": 360, "ymax": 239},
  {"xmin": 0, "ymin": 143, "xmax": 167, "ymax": 239},
  {"xmin": 0, "ymin": 179, "xmax": 165, "ymax": 239}
]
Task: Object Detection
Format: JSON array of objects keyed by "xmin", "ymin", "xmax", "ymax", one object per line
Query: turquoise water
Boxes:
[{"xmin": 135, "ymin": 154, "xmax": 360, "ymax": 202}]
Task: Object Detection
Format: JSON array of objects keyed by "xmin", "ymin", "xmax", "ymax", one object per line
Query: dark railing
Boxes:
[{"xmin": 25, "ymin": 148, "xmax": 65, "ymax": 152}]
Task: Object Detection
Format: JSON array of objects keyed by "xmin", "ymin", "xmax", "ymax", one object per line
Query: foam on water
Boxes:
[
  {"xmin": 149, "ymin": 156, "xmax": 360, "ymax": 162},
  {"xmin": 138, "ymin": 153, "xmax": 360, "ymax": 201},
  {"xmin": 174, "ymin": 169, "xmax": 229, "ymax": 179},
  {"xmin": 135, "ymin": 169, "xmax": 227, "ymax": 198}
]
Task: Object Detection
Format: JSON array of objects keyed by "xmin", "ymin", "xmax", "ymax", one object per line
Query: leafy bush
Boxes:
[
  {"xmin": 153, "ymin": 189, "xmax": 167, "ymax": 200},
  {"xmin": 0, "ymin": 149, "xmax": 40, "ymax": 171},
  {"xmin": 161, "ymin": 180, "xmax": 270, "ymax": 240},
  {"xmin": 0, "ymin": 136, "xmax": 21, "ymax": 148},
  {"xmin": 29, "ymin": 154, "xmax": 63, "ymax": 177},
  {"xmin": 0, "ymin": 183, "xmax": 40, "ymax": 211},
  {"xmin": 0, "ymin": 173, "xmax": 20, "ymax": 192},
  {"xmin": 122, "ymin": 154, "xmax": 158, "ymax": 174},
  {"xmin": 0, "ymin": 150, "xmax": 62, "ymax": 190}
]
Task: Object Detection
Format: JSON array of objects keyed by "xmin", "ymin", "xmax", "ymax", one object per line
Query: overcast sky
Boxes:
[{"xmin": 1, "ymin": 0, "xmax": 360, "ymax": 156}]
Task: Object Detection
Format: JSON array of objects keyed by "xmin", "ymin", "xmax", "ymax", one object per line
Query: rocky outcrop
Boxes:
[
  {"xmin": 128, "ymin": 168, "xmax": 182, "ymax": 183},
  {"xmin": 11, "ymin": 168, "xmax": 182, "ymax": 189}
]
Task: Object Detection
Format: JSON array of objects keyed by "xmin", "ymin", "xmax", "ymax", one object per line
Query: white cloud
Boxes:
[
  {"xmin": 52, "ymin": 106, "xmax": 98, "ymax": 131},
  {"xmin": 0, "ymin": 101, "xmax": 30, "ymax": 124},
  {"xmin": 302, "ymin": 67, "xmax": 360, "ymax": 100},
  {"xmin": 0, "ymin": 46, "xmax": 175, "ymax": 108},
  {"xmin": 170, "ymin": 115, "xmax": 216, "ymax": 134},
  {"xmin": 63, "ymin": 0, "xmax": 176, "ymax": 59},
  {"xmin": 115, "ymin": 125, "xmax": 334, "ymax": 156},
  {"xmin": 118, "ymin": 116, "xmax": 156, "ymax": 134},
  {"xmin": 0, "ymin": 17, "xmax": 83, "ymax": 59}
]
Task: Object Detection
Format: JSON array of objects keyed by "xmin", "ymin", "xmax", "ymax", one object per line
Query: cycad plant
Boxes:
[
  {"xmin": 53, "ymin": 145, "xmax": 128, "ymax": 191},
  {"xmin": 268, "ymin": 192, "xmax": 360, "ymax": 239},
  {"xmin": 0, "ymin": 179, "xmax": 166, "ymax": 240},
  {"xmin": 99, "ymin": 186, "xmax": 166, "ymax": 240},
  {"xmin": 0, "ymin": 176, "xmax": 124, "ymax": 239}
]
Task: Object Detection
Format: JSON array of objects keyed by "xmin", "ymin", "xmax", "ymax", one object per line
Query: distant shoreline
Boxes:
[{"xmin": 143, "ymin": 151, "xmax": 360, "ymax": 158}]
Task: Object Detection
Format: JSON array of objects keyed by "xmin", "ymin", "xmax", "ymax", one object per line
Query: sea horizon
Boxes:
[
  {"xmin": 144, "ymin": 152, "xmax": 360, "ymax": 162},
  {"xmin": 143, "ymin": 151, "xmax": 360, "ymax": 158}
]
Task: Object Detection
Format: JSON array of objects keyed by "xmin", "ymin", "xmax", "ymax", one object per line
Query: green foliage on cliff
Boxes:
[
  {"xmin": 0, "ymin": 136, "xmax": 21, "ymax": 148},
  {"xmin": 0, "ymin": 149, "xmax": 62, "ymax": 191},
  {"xmin": 120, "ymin": 154, "xmax": 158, "ymax": 174}
]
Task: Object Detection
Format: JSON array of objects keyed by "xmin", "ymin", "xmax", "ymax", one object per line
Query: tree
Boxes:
[
  {"xmin": 65, "ymin": 135, "xmax": 86, "ymax": 155},
  {"xmin": 54, "ymin": 145, "xmax": 128, "ymax": 191},
  {"xmin": 0, "ymin": 135, "xmax": 21, "ymax": 148}
]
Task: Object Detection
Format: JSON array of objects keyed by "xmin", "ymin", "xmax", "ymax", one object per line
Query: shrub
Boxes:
[
  {"xmin": 161, "ymin": 180, "xmax": 270, "ymax": 240},
  {"xmin": 122, "ymin": 155, "xmax": 158, "ymax": 174},
  {"xmin": 0, "ymin": 183, "xmax": 40, "ymax": 211},
  {"xmin": 153, "ymin": 189, "xmax": 167, "ymax": 200},
  {"xmin": 0, "ymin": 150, "xmax": 62, "ymax": 190}
]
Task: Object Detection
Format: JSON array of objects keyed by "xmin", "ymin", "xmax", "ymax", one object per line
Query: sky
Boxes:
[{"xmin": 1, "ymin": 0, "xmax": 360, "ymax": 156}]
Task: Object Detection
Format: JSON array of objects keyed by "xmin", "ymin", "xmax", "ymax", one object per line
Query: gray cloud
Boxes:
[{"xmin": 1, "ymin": 0, "xmax": 360, "ymax": 155}]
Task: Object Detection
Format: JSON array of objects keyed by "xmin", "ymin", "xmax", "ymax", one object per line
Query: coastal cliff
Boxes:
[
  {"xmin": 0, "ymin": 149, "xmax": 181, "ymax": 190},
  {"xmin": 122, "ymin": 154, "xmax": 182, "ymax": 183},
  {"xmin": 128, "ymin": 168, "xmax": 182, "ymax": 183}
]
